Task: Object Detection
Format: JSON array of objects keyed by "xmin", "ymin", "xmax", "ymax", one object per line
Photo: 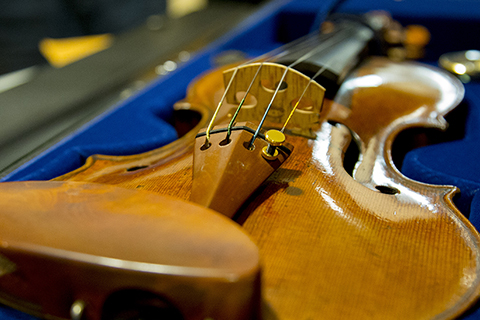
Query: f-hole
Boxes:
[
  {"xmin": 375, "ymin": 185, "xmax": 400, "ymax": 195},
  {"xmin": 127, "ymin": 165, "xmax": 149, "ymax": 172},
  {"xmin": 328, "ymin": 120, "xmax": 360, "ymax": 177}
]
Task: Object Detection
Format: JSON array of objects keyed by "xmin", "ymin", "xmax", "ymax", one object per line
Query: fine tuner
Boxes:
[{"xmin": 261, "ymin": 129, "xmax": 285, "ymax": 160}]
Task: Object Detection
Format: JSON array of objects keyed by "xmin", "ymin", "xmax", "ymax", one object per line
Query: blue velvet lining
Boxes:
[
  {"xmin": 2, "ymin": 0, "xmax": 480, "ymax": 318},
  {"xmin": 0, "ymin": 307, "xmax": 36, "ymax": 320},
  {"xmin": 402, "ymin": 83, "xmax": 480, "ymax": 216}
]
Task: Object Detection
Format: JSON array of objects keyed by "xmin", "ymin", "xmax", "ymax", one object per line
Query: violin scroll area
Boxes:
[{"xmin": 191, "ymin": 122, "xmax": 293, "ymax": 218}]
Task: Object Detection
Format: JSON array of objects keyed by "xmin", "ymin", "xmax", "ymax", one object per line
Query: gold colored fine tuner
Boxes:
[{"xmin": 262, "ymin": 129, "xmax": 285, "ymax": 160}]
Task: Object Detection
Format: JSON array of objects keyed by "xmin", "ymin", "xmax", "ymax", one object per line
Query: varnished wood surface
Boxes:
[
  {"xmin": 50, "ymin": 58, "xmax": 480, "ymax": 319},
  {"xmin": 0, "ymin": 181, "xmax": 260, "ymax": 320},
  {"xmin": 244, "ymin": 124, "xmax": 479, "ymax": 319}
]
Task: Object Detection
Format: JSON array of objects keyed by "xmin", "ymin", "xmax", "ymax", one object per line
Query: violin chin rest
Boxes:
[{"xmin": 0, "ymin": 181, "xmax": 260, "ymax": 320}]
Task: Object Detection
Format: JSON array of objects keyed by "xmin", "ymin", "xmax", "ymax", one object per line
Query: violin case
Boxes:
[{"xmin": 2, "ymin": 0, "xmax": 480, "ymax": 319}]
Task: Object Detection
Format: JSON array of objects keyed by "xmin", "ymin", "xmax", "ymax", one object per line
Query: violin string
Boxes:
[
  {"xmin": 226, "ymin": 34, "xmax": 334, "ymax": 131},
  {"xmin": 204, "ymin": 33, "xmax": 321, "ymax": 146},
  {"xmin": 248, "ymin": 26, "xmax": 351, "ymax": 148},
  {"xmin": 204, "ymin": 66, "xmax": 240, "ymax": 147},
  {"xmin": 281, "ymin": 55, "xmax": 337, "ymax": 132},
  {"xmin": 225, "ymin": 48, "xmax": 300, "ymax": 141},
  {"xmin": 204, "ymin": 25, "xmax": 348, "ymax": 147},
  {"xmin": 225, "ymin": 62, "xmax": 264, "ymax": 141}
]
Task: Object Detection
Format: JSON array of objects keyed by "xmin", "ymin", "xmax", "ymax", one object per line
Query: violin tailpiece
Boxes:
[{"xmin": 191, "ymin": 122, "xmax": 292, "ymax": 218}]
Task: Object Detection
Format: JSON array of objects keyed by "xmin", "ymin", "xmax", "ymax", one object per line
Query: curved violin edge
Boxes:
[
  {"xmin": 428, "ymin": 186, "xmax": 480, "ymax": 320},
  {"xmin": 0, "ymin": 181, "xmax": 261, "ymax": 320},
  {"xmin": 332, "ymin": 58, "xmax": 466, "ymax": 192},
  {"xmin": 53, "ymin": 102, "xmax": 212, "ymax": 182}
]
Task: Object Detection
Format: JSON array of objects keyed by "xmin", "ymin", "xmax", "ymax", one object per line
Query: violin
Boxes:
[{"xmin": 0, "ymin": 10, "xmax": 479, "ymax": 320}]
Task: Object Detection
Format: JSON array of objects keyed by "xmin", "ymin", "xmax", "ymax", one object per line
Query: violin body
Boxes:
[{"xmin": 2, "ymin": 1, "xmax": 480, "ymax": 319}]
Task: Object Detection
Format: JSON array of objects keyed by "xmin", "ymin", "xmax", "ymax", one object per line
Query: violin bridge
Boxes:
[
  {"xmin": 191, "ymin": 122, "xmax": 293, "ymax": 218},
  {"xmin": 223, "ymin": 62, "xmax": 327, "ymax": 138}
]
